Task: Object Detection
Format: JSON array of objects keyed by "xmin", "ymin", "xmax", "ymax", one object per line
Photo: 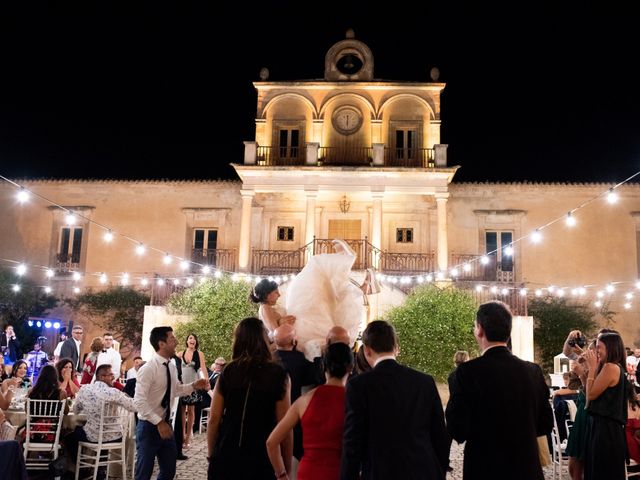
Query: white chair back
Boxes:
[
  {"xmin": 23, "ymin": 398, "xmax": 66, "ymax": 470},
  {"xmin": 96, "ymin": 400, "xmax": 130, "ymax": 445},
  {"xmin": 549, "ymin": 400, "xmax": 569, "ymax": 480}
]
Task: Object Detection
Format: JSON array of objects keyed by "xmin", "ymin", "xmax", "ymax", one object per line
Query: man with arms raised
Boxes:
[
  {"xmin": 445, "ymin": 301, "xmax": 553, "ymax": 480},
  {"xmin": 341, "ymin": 320, "xmax": 449, "ymax": 479},
  {"xmin": 134, "ymin": 326, "xmax": 208, "ymax": 480}
]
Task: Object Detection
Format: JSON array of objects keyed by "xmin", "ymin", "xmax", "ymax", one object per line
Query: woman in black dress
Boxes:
[
  {"xmin": 583, "ymin": 330, "xmax": 627, "ymax": 480},
  {"xmin": 207, "ymin": 317, "xmax": 292, "ymax": 480}
]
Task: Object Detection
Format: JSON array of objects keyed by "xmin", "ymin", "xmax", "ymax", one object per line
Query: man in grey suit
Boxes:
[
  {"xmin": 60, "ymin": 325, "xmax": 84, "ymax": 373},
  {"xmin": 341, "ymin": 320, "xmax": 449, "ymax": 480},
  {"xmin": 445, "ymin": 301, "xmax": 553, "ymax": 480}
]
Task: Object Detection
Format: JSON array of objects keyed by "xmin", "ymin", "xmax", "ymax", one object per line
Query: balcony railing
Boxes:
[
  {"xmin": 454, "ymin": 281, "xmax": 527, "ymax": 316},
  {"xmin": 55, "ymin": 253, "xmax": 80, "ymax": 273},
  {"xmin": 190, "ymin": 248, "xmax": 237, "ymax": 272},
  {"xmin": 380, "ymin": 252, "xmax": 435, "ymax": 274},
  {"xmin": 318, "ymin": 147, "xmax": 372, "ymax": 166},
  {"xmin": 312, "ymin": 238, "xmax": 379, "ymax": 270},
  {"xmin": 384, "ymin": 147, "xmax": 435, "ymax": 167},
  {"xmin": 256, "ymin": 145, "xmax": 305, "ymax": 166},
  {"xmin": 450, "ymin": 253, "xmax": 515, "ymax": 282},
  {"xmin": 251, "ymin": 248, "xmax": 307, "ymax": 275}
]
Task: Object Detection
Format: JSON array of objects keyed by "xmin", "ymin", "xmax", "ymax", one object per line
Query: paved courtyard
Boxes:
[{"xmin": 162, "ymin": 430, "xmax": 558, "ymax": 480}]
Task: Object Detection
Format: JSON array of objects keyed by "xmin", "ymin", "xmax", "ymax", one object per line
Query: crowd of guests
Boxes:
[{"xmin": 1, "ymin": 298, "xmax": 637, "ymax": 480}]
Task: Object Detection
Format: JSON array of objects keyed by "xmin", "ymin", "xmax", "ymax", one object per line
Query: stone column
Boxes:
[
  {"xmin": 306, "ymin": 143, "xmax": 319, "ymax": 165},
  {"xmin": 238, "ymin": 190, "xmax": 255, "ymax": 272},
  {"xmin": 305, "ymin": 189, "xmax": 318, "ymax": 246},
  {"xmin": 371, "ymin": 191, "xmax": 384, "ymax": 268},
  {"xmin": 435, "ymin": 193, "xmax": 449, "ymax": 273}
]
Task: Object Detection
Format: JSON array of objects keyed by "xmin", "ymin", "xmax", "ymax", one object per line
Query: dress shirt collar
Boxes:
[
  {"xmin": 153, "ymin": 352, "xmax": 171, "ymax": 363},
  {"xmin": 373, "ymin": 355, "xmax": 397, "ymax": 367},
  {"xmin": 73, "ymin": 338, "xmax": 82, "ymax": 348}
]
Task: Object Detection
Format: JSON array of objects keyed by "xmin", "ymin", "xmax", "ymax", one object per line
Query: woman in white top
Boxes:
[{"xmin": 177, "ymin": 333, "xmax": 207, "ymax": 449}]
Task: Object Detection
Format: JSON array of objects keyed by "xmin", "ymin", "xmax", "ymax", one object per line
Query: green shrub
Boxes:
[
  {"xmin": 530, "ymin": 296, "xmax": 598, "ymax": 372},
  {"xmin": 66, "ymin": 286, "xmax": 149, "ymax": 348},
  {"xmin": 167, "ymin": 277, "xmax": 257, "ymax": 363},
  {"xmin": 386, "ymin": 284, "xmax": 479, "ymax": 382}
]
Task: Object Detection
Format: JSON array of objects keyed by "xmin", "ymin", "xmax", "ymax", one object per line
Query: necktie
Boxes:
[{"xmin": 161, "ymin": 361, "xmax": 172, "ymax": 423}]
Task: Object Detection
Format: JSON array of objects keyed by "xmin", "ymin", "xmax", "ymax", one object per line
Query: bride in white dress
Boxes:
[
  {"xmin": 249, "ymin": 279, "xmax": 296, "ymax": 334},
  {"xmin": 285, "ymin": 239, "xmax": 379, "ymax": 359}
]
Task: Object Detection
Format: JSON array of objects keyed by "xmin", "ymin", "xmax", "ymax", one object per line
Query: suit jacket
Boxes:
[
  {"xmin": 341, "ymin": 359, "xmax": 449, "ymax": 480},
  {"xmin": 59, "ymin": 338, "xmax": 81, "ymax": 373},
  {"xmin": 0, "ymin": 333, "xmax": 21, "ymax": 363},
  {"xmin": 445, "ymin": 346, "xmax": 553, "ymax": 480}
]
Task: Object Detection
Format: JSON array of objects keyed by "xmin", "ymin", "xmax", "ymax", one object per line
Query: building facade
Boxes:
[{"xmin": 1, "ymin": 32, "xmax": 639, "ymax": 344}]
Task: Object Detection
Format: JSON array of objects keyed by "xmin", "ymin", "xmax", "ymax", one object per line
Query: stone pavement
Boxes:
[{"xmin": 162, "ymin": 431, "xmax": 557, "ymax": 480}]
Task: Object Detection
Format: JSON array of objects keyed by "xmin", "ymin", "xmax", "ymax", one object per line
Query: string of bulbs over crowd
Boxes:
[{"xmin": 1, "ymin": 170, "xmax": 640, "ymax": 310}]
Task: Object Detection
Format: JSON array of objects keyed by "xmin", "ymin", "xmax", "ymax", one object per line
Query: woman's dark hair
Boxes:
[
  {"xmin": 182, "ymin": 333, "xmax": 201, "ymax": 370},
  {"xmin": 28, "ymin": 365, "xmax": 60, "ymax": 400},
  {"xmin": 323, "ymin": 342, "xmax": 354, "ymax": 378},
  {"xmin": 249, "ymin": 279, "xmax": 278, "ymax": 304},
  {"xmin": 597, "ymin": 330, "xmax": 626, "ymax": 372},
  {"xmin": 55, "ymin": 358, "xmax": 74, "ymax": 382},
  {"xmin": 231, "ymin": 317, "xmax": 272, "ymax": 365},
  {"xmin": 355, "ymin": 346, "xmax": 371, "ymax": 375},
  {"xmin": 10, "ymin": 360, "xmax": 28, "ymax": 378}
]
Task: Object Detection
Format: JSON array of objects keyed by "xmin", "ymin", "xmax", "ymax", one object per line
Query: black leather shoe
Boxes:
[{"xmin": 177, "ymin": 453, "xmax": 189, "ymax": 460}]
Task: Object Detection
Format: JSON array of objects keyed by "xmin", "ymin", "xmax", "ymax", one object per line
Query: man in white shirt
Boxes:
[
  {"xmin": 96, "ymin": 332, "xmax": 122, "ymax": 380},
  {"xmin": 65, "ymin": 364, "xmax": 136, "ymax": 479},
  {"xmin": 134, "ymin": 326, "xmax": 208, "ymax": 480},
  {"xmin": 52, "ymin": 330, "xmax": 67, "ymax": 363},
  {"xmin": 126, "ymin": 356, "xmax": 143, "ymax": 380}
]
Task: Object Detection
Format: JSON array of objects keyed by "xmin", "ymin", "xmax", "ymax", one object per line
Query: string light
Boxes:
[{"xmin": 2, "ymin": 172, "xmax": 640, "ymax": 313}]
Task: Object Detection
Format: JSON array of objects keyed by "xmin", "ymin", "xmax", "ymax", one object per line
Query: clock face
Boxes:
[{"xmin": 332, "ymin": 106, "xmax": 363, "ymax": 135}]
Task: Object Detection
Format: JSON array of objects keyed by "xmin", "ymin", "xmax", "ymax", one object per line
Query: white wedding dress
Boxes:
[{"xmin": 285, "ymin": 251, "xmax": 365, "ymax": 360}]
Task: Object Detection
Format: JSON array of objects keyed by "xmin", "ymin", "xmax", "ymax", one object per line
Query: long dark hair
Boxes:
[
  {"xmin": 231, "ymin": 317, "xmax": 273, "ymax": 366},
  {"xmin": 10, "ymin": 360, "xmax": 28, "ymax": 379},
  {"xmin": 597, "ymin": 330, "xmax": 626, "ymax": 373},
  {"xmin": 55, "ymin": 358, "xmax": 74, "ymax": 382},
  {"xmin": 182, "ymin": 333, "xmax": 201, "ymax": 370},
  {"xmin": 28, "ymin": 365, "xmax": 60, "ymax": 400},
  {"xmin": 248, "ymin": 279, "xmax": 278, "ymax": 304}
]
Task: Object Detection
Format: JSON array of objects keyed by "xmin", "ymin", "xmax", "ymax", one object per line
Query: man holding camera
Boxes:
[
  {"xmin": 446, "ymin": 301, "xmax": 553, "ymax": 480},
  {"xmin": 0, "ymin": 325, "xmax": 22, "ymax": 367}
]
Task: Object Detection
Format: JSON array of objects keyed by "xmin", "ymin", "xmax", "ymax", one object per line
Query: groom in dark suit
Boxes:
[
  {"xmin": 445, "ymin": 300, "xmax": 553, "ymax": 480},
  {"xmin": 341, "ymin": 320, "xmax": 449, "ymax": 480}
]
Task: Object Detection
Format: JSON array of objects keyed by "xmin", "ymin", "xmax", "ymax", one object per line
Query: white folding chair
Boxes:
[
  {"xmin": 75, "ymin": 400, "xmax": 130, "ymax": 480},
  {"xmin": 199, "ymin": 407, "xmax": 210, "ymax": 434},
  {"xmin": 23, "ymin": 398, "xmax": 66, "ymax": 471},
  {"xmin": 550, "ymin": 401, "xmax": 570, "ymax": 480}
]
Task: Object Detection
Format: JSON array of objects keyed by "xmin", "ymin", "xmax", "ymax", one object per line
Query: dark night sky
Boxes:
[{"xmin": 0, "ymin": 4, "xmax": 638, "ymax": 183}]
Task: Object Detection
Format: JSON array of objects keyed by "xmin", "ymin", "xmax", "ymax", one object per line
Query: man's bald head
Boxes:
[
  {"xmin": 273, "ymin": 324, "xmax": 296, "ymax": 349},
  {"xmin": 326, "ymin": 326, "xmax": 350, "ymax": 346}
]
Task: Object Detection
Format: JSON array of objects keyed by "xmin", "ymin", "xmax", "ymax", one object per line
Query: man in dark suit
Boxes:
[
  {"xmin": 60, "ymin": 325, "xmax": 84, "ymax": 373},
  {"xmin": 0, "ymin": 324, "xmax": 22, "ymax": 365},
  {"xmin": 273, "ymin": 324, "xmax": 315, "ymax": 467},
  {"xmin": 341, "ymin": 320, "xmax": 449, "ymax": 480},
  {"xmin": 445, "ymin": 300, "xmax": 553, "ymax": 480}
]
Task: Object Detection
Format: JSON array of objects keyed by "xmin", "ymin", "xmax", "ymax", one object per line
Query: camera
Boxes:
[{"xmin": 568, "ymin": 334, "xmax": 586, "ymax": 348}]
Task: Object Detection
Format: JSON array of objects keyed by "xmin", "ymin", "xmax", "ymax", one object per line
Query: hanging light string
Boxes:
[
  {"xmin": 0, "ymin": 174, "xmax": 240, "ymax": 276},
  {"xmin": 2, "ymin": 172, "xmax": 640, "ymax": 302},
  {"xmin": 427, "ymin": 170, "xmax": 640, "ymax": 279}
]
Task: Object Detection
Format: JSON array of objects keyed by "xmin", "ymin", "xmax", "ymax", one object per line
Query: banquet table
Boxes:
[{"xmin": 4, "ymin": 409, "xmax": 87, "ymax": 430}]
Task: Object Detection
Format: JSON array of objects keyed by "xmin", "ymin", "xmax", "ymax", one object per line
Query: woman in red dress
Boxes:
[
  {"xmin": 266, "ymin": 342, "xmax": 353, "ymax": 480},
  {"xmin": 80, "ymin": 337, "xmax": 103, "ymax": 384}
]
